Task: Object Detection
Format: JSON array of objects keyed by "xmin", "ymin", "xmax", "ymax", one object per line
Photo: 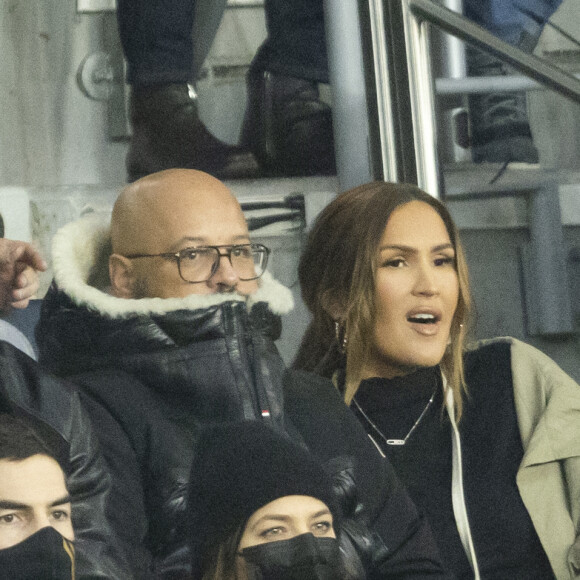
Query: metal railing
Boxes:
[
  {"xmin": 349, "ymin": 0, "xmax": 580, "ymax": 197},
  {"xmin": 404, "ymin": 0, "xmax": 580, "ymax": 196}
]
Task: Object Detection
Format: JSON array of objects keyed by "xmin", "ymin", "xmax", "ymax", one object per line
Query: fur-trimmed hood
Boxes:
[
  {"xmin": 48, "ymin": 211, "xmax": 294, "ymax": 318},
  {"xmin": 36, "ymin": 212, "xmax": 294, "ymax": 378}
]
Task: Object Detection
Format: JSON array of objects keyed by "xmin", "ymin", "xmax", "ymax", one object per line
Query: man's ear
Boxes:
[
  {"xmin": 109, "ymin": 254, "xmax": 135, "ymax": 298},
  {"xmin": 321, "ymin": 290, "xmax": 346, "ymax": 320}
]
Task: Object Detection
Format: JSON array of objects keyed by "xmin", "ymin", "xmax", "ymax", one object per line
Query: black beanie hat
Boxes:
[{"xmin": 187, "ymin": 421, "xmax": 338, "ymax": 578}]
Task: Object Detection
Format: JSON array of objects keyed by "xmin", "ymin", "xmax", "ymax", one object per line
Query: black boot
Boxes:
[
  {"xmin": 242, "ymin": 70, "xmax": 336, "ymax": 177},
  {"xmin": 127, "ymin": 83, "xmax": 260, "ymax": 182},
  {"xmin": 468, "ymin": 49, "xmax": 539, "ymax": 164}
]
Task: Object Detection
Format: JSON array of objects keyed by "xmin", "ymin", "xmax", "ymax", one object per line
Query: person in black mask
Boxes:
[
  {"xmin": 0, "ymin": 413, "xmax": 75, "ymax": 580},
  {"xmin": 187, "ymin": 421, "xmax": 367, "ymax": 580}
]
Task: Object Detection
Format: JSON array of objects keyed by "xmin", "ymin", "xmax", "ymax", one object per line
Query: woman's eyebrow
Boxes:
[
  {"xmin": 379, "ymin": 244, "xmax": 414, "ymax": 252},
  {"xmin": 310, "ymin": 509, "xmax": 332, "ymax": 519},
  {"xmin": 379, "ymin": 243, "xmax": 454, "ymax": 252}
]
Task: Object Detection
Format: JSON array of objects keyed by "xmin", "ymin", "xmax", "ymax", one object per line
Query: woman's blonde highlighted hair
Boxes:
[{"xmin": 295, "ymin": 182, "xmax": 472, "ymax": 420}]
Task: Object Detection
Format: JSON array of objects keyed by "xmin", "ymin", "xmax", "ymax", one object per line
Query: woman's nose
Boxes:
[{"xmin": 413, "ymin": 262, "xmax": 439, "ymax": 296}]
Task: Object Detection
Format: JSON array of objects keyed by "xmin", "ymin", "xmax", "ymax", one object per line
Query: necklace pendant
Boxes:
[{"xmin": 386, "ymin": 439, "xmax": 406, "ymax": 446}]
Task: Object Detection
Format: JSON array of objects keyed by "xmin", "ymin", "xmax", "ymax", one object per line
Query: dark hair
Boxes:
[
  {"xmin": 0, "ymin": 413, "xmax": 57, "ymax": 462},
  {"xmin": 294, "ymin": 181, "xmax": 472, "ymax": 419},
  {"xmin": 199, "ymin": 524, "xmax": 244, "ymax": 580}
]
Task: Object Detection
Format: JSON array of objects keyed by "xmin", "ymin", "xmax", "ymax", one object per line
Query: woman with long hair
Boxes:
[{"xmin": 295, "ymin": 181, "xmax": 580, "ymax": 579}]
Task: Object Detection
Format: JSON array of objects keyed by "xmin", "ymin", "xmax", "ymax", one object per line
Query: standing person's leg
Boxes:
[
  {"xmin": 465, "ymin": 0, "xmax": 563, "ymax": 49},
  {"xmin": 117, "ymin": 0, "xmax": 258, "ymax": 182},
  {"xmin": 117, "ymin": 0, "xmax": 195, "ymax": 86},
  {"xmin": 251, "ymin": 0, "xmax": 328, "ymax": 83},
  {"xmin": 242, "ymin": 0, "xmax": 336, "ymax": 176},
  {"xmin": 464, "ymin": 0, "xmax": 564, "ymax": 163}
]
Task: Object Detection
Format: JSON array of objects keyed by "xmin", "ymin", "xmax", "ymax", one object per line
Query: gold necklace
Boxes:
[{"xmin": 352, "ymin": 388, "xmax": 436, "ymax": 447}]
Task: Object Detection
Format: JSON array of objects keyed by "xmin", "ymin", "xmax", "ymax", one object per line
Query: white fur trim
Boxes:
[{"xmin": 51, "ymin": 213, "xmax": 294, "ymax": 319}]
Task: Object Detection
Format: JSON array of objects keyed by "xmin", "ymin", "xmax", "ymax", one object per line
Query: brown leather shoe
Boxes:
[
  {"xmin": 241, "ymin": 70, "xmax": 336, "ymax": 177},
  {"xmin": 127, "ymin": 83, "xmax": 261, "ymax": 182}
]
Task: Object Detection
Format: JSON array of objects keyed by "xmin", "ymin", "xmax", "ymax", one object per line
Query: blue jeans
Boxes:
[
  {"xmin": 250, "ymin": 0, "xmax": 564, "ymax": 81},
  {"xmin": 464, "ymin": 0, "xmax": 564, "ymax": 47},
  {"xmin": 117, "ymin": 0, "xmax": 564, "ymax": 86}
]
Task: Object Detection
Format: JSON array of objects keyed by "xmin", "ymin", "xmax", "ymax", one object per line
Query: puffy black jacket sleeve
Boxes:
[
  {"xmin": 74, "ymin": 369, "xmax": 195, "ymax": 580},
  {"xmin": 0, "ymin": 341, "xmax": 133, "ymax": 579},
  {"xmin": 283, "ymin": 369, "xmax": 454, "ymax": 579}
]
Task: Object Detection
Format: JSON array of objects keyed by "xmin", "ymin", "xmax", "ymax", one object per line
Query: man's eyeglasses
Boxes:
[{"xmin": 125, "ymin": 243, "xmax": 270, "ymax": 284}]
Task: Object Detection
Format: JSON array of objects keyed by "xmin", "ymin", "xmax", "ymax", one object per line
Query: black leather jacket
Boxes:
[
  {"xmin": 0, "ymin": 340, "xmax": 132, "ymax": 579},
  {"xmin": 36, "ymin": 213, "xmax": 451, "ymax": 580}
]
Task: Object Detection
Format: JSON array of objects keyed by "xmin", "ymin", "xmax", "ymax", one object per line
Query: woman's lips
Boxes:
[{"xmin": 407, "ymin": 310, "xmax": 442, "ymax": 336}]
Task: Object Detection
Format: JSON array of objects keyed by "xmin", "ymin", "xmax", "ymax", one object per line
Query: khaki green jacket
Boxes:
[{"xmin": 485, "ymin": 337, "xmax": 580, "ymax": 579}]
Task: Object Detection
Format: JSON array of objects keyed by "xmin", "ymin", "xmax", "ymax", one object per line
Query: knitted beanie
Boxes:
[{"xmin": 187, "ymin": 421, "xmax": 338, "ymax": 578}]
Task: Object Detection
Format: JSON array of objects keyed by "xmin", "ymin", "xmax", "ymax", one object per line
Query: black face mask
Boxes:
[
  {"xmin": 0, "ymin": 526, "xmax": 75, "ymax": 580},
  {"xmin": 240, "ymin": 533, "xmax": 343, "ymax": 580}
]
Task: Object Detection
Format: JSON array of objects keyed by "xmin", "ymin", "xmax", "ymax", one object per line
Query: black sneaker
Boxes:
[{"xmin": 468, "ymin": 50, "xmax": 539, "ymax": 164}]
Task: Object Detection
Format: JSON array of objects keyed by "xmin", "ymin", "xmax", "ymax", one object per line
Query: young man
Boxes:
[
  {"xmin": 0, "ymin": 341, "xmax": 131, "ymax": 579},
  {"xmin": 37, "ymin": 168, "xmax": 450, "ymax": 579},
  {"xmin": 0, "ymin": 414, "xmax": 75, "ymax": 579}
]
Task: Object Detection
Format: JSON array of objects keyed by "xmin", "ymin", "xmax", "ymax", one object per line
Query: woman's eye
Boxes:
[
  {"xmin": 383, "ymin": 258, "xmax": 405, "ymax": 268},
  {"xmin": 312, "ymin": 521, "xmax": 332, "ymax": 535},
  {"xmin": 260, "ymin": 526, "xmax": 284, "ymax": 538},
  {"xmin": 434, "ymin": 256, "xmax": 455, "ymax": 267}
]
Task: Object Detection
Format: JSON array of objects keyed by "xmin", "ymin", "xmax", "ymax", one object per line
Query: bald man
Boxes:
[
  {"xmin": 108, "ymin": 169, "xmax": 261, "ymax": 299},
  {"xmin": 36, "ymin": 169, "xmax": 449, "ymax": 579}
]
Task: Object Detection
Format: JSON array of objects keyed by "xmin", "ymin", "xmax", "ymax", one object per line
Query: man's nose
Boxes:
[
  {"xmin": 30, "ymin": 514, "xmax": 52, "ymax": 535},
  {"xmin": 208, "ymin": 252, "xmax": 240, "ymax": 290}
]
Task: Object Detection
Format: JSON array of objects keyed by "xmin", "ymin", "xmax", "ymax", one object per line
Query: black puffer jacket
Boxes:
[
  {"xmin": 0, "ymin": 340, "xmax": 132, "ymax": 579},
  {"xmin": 37, "ymin": 213, "xmax": 450, "ymax": 580}
]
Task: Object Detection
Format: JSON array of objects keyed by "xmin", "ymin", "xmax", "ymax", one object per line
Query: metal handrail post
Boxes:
[
  {"xmin": 401, "ymin": 0, "xmax": 580, "ymax": 198},
  {"xmin": 324, "ymin": 0, "xmax": 373, "ymax": 191},
  {"xmin": 365, "ymin": 0, "xmax": 400, "ymax": 183},
  {"xmin": 401, "ymin": 0, "xmax": 441, "ymax": 197}
]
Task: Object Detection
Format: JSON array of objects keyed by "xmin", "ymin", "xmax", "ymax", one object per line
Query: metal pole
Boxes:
[
  {"xmin": 402, "ymin": 0, "xmax": 441, "ymax": 197},
  {"xmin": 324, "ymin": 0, "xmax": 373, "ymax": 191},
  {"xmin": 366, "ymin": 0, "xmax": 399, "ymax": 183},
  {"xmin": 434, "ymin": 0, "xmax": 470, "ymax": 164},
  {"xmin": 436, "ymin": 73, "xmax": 580, "ymax": 95},
  {"xmin": 522, "ymin": 182, "xmax": 573, "ymax": 336}
]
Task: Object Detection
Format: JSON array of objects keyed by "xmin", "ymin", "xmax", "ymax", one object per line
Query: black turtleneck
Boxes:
[{"xmin": 352, "ymin": 341, "xmax": 554, "ymax": 579}]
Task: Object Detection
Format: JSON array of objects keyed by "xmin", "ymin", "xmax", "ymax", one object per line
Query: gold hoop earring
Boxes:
[{"xmin": 334, "ymin": 321, "xmax": 348, "ymax": 354}]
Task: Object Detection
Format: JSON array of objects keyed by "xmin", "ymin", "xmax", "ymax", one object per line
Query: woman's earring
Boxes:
[{"xmin": 334, "ymin": 321, "xmax": 348, "ymax": 354}]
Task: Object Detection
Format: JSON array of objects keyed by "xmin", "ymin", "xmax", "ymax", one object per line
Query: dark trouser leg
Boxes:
[
  {"xmin": 251, "ymin": 0, "xmax": 328, "ymax": 83},
  {"xmin": 242, "ymin": 0, "xmax": 336, "ymax": 176},
  {"xmin": 117, "ymin": 0, "xmax": 259, "ymax": 181},
  {"xmin": 117, "ymin": 0, "xmax": 195, "ymax": 86},
  {"xmin": 464, "ymin": 0, "xmax": 564, "ymax": 163}
]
